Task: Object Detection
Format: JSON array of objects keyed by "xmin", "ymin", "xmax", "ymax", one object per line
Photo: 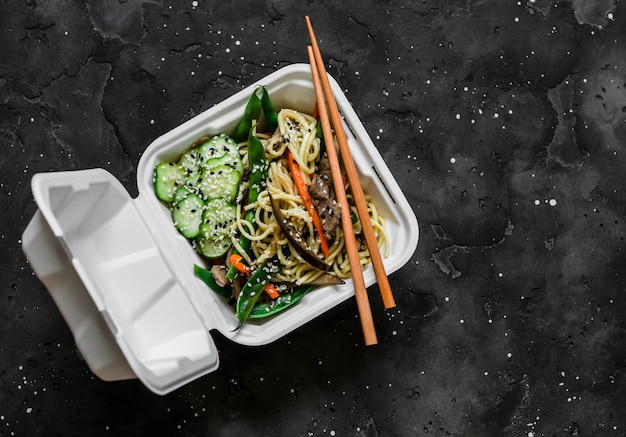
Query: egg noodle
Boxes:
[{"xmin": 232, "ymin": 108, "xmax": 389, "ymax": 285}]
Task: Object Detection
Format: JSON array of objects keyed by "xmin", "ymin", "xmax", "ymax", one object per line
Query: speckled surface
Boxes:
[{"xmin": 2, "ymin": 1, "xmax": 626, "ymax": 436}]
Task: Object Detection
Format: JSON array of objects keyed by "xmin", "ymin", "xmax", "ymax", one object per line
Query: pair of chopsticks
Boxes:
[{"xmin": 305, "ymin": 16, "xmax": 394, "ymax": 346}]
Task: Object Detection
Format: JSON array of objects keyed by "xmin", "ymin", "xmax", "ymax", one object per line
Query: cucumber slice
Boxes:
[
  {"xmin": 172, "ymin": 186, "xmax": 192, "ymax": 204},
  {"xmin": 200, "ymin": 134, "xmax": 239, "ymax": 158},
  {"xmin": 196, "ymin": 224, "xmax": 232, "ymax": 258},
  {"xmin": 172, "ymin": 192, "xmax": 205, "ymax": 238},
  {"xmin": 179, "ymin": 147, "xmax": 202, "ymax": 174},
  {"xmin": 198, "ymin": 165, "xmax": 242, "ymax": 203},
  {"xmin": 195, "ymin": 198, "xmax": 237, "ymax": 258},
  {"xmin": 206, "ymin": 151, "xmax": 244, "ymax": 174},
  {"xmin": 178, "ymin": 134, "xmax": 242, "ymax": 176},
  {"xmin": 197, "ymin": 135, "xmax": 237, "ymax": 162},
  {"xmin": 154, "ymin": 162, "xmax": 186, "ymax": 202},
  {"xmin": 198, "ymin": 135, "xmax": 243, "ymax": 174},
  {"xmin": 183, "ymin": 172, "xmax": 201, "ymax": 192}
]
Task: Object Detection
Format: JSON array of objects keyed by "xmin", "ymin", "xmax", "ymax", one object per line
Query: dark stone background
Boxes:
[{"xmin": 1, "ymin": 0, "xmax": 625, "ymax": 436}]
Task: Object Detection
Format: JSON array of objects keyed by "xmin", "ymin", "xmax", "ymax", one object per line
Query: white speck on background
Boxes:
[{"xmin": 549, "ymin": 199, "xmax": 557, "ymax": 206}]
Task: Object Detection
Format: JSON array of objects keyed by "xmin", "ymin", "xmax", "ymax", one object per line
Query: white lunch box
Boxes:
[{"xmin": 21, "ymin": 64, "xmax": 419, "ymax": 395}]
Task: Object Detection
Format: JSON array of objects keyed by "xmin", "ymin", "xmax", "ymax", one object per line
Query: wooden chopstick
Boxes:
[
  {"xmin": 307, "ymin": 46, "xmax": 377, "ymax": 346},
  {"xmin": 305, "ymin": 16, "xmax": 396, "ymax": 310}
]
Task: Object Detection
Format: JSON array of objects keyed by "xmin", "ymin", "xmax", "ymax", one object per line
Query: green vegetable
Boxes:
[
  {"xmin": 172, "ymin": 192, "xmax": 205, "ymax": 238},
  {"xmin": 195, "ymin": 198, "xmax": 237, "ymax": 258},
  {"xmin": 248, "ymin": 286, "xmax": 314, "ymax": 319},
  {"xmin": 231, "ymin": 86, "xmax": 278, "ymax": 142},
  {"xmin": 154, "ymin": 162, "xmax": 186, "ymax": 202},
  {"xmin": 232, "ymin": 88, "xmax": 263, "ymax": 142},
  {"xmin": 260, "ymin": 86, "xmax": 278, "ymax": 134},
  {"xmin": 197, "ymin": 164, "xmax": 242, "ymax": 203},
  {"xmin": 226, "ymin": 126, "xmax": 269, "ymax": 281},
  {"xmin": 179, "ymin": 134, "xmax": 240, "ymax": 174},
  {"xmin": 246, "ymin": 129, "xmax": 269, "ymax": 204},
  {"xmin": 194, "ymin": 264, "xmax": 232, "ymax": 298},
  {"xmin": 235, "ymin": 255, "xmax": 280, "ymax": 329}
]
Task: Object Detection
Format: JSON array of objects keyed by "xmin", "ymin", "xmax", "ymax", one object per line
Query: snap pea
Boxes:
[
  {"xmin": 248, "ymin": 286, "xmax": 314, "ymax": 319},
  {"xmin": 246, "ymin": 127, "xmax": 269, "ymax": 204},
  {"xmin": 226, "ymin": 126, "xmax": 269, "ymax": 281},
  {"xmin": 260, "ymin": 86, "xmax": 278, "ymax": 133},
  {"xmin": 231, "ymin": 86, "xmax": 278, "ymax": 142},
  {"xmin": 194, "ymin": 264, "xmax": 232, "ymax": 298},
  {"xmin": 235, "ymin": 255, "xmax": 280, "ymax": 329},
  {"xmin": 228, "ymin": 87, "xmax": 275, "ymax": 280},
  {"xmin": 232, "ymin": 88, "xmax": 262, "ymax": 143}
]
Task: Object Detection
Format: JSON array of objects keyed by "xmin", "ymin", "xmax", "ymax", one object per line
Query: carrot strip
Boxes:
[
  {"xmin": 285, "ymin": 149, "xmax": 330, "ymax": 258},
  {"xmin": 230, "ymin": 254, "xmax": 252, "ymax": 275},
  {"xmin": 262, "ymin": 283, "xmax": 280, "ymax": 299},
  {"xmin": 230, "ymin": 254, "xmax": 280, "ymax": 299}
]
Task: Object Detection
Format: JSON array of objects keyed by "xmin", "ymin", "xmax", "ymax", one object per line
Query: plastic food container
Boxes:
[{"xmin": 21, "ymin": 64, "xmax": 419, "ymax": 395}]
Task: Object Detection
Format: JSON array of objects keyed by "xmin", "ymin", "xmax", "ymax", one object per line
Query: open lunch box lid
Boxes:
[{"xmin": 21, "ymin": 63, "xmax": 419, "ymax": 395}]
